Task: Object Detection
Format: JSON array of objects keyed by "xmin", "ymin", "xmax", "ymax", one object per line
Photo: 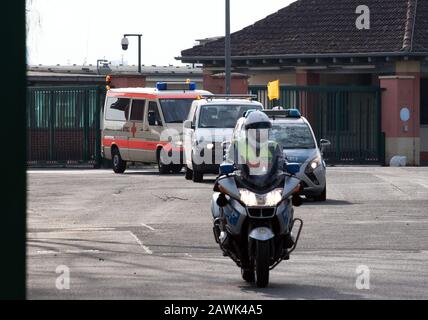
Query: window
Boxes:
[
  {"xmin": 130, "ymin": 99, "xmax": 146, "ymax": 121},
  {"xmin": 270, "ymin": 123, "xmax": 316, "ymax": 149},
  {"xmin": 159, "ymin": 99, "xmax": 194, "ymax": 123},
  {"xmin": 148, "ymin": 101, "xmax": 163, "ymax": 126},
  {"xmin": 105, "ymin": 98, "xmax": 131, "ymax": 121},
  {"xmin": 198, "ymin": 105, "xmax": 262, "ymax": 129}
]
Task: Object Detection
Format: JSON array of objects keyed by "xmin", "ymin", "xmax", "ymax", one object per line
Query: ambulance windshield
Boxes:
[{"xmin": 159, "ymin": 99, "xmax": 194, "ymax": 123}]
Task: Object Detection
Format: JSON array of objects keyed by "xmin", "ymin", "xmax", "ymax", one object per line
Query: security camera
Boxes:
[{"xmin": 121, "ymin": 37, "xmax": 129, "ymax": 51}]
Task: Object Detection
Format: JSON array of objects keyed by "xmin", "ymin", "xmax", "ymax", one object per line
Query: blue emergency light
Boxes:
[
  {"xmin": 285, "ymin": 109, "xmax": 301, "ymax": 118},
  {"xmin": 156, "ymin": 82, "xmax": 196, "ymax": 91}
]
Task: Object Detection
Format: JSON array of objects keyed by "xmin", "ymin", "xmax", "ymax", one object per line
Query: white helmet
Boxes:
[
  {"xmin": 244, "ymin": 110, "xmax": 272, "ymax": 130},
  {"xmin": 244, "ymin": 111, "xmax": 272, "ymax": 149}
]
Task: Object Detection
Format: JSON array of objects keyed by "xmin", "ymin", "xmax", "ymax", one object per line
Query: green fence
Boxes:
[
  {"xmin": 27, "ymin": 86, "xmax": 105, "ymax": 166},
  {"xmin": 250, "ymin": 85, "xmax": 385, "ymax": 164}
]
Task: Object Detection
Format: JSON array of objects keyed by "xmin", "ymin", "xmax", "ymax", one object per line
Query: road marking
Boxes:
[
  {"xmin": 128, "ymin": 231, "xmax": 153, "ymax": 255},
  {"xmin": 141, "ymin": 223, "xmax": 155, "ymax": 231}
]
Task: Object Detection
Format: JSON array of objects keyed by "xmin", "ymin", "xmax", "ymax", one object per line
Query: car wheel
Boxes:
[
  {"xmin": 191, "ymin": 160, "xmax": 203, "ymax": 183},
  {"xmin": 185, "ymin": 166, "xmax": 193, "ymax": 180},
  {"xmin": 314, "ymin": 187, "xmax": 327, "ymax": 202},
  {"xmin": 112, "ymin": 148, "xmax": 126, "ymax": 174}
]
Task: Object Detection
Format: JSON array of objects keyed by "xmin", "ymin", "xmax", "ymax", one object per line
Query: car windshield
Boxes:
[
  {"xmin": 199, "ymin": 105, "xmax": 261, "ymax": 129},
  {"xmin": 159, "ymin": 99, "xmax": 194, "ymax": 123},
  {"xmin": 270, "ymin": 123, "xmax": 316, "ymax": 149}
]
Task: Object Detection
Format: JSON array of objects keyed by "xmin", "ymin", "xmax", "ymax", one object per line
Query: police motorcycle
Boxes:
[{"xmin": 211, "ymin": 111, "xmax": 304, "ymax": 288}]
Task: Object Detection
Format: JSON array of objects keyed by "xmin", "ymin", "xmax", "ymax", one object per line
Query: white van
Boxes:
[{"xmin": 183, "ymin": 95, "xmax": 263, "ymax": 182}]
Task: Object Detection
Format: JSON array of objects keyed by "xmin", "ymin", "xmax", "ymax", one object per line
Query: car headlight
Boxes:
[
  {"xmin": 239, "ymin": 189, "xmax": 283, "ymax": 207},
  {"xmin": 306, "ymin": 156, "xmax": 321, "ymax": 172}
]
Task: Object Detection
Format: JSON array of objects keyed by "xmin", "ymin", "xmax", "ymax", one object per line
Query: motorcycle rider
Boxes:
[{"xmin": 225, "ymin": 110, "xmax": 285, "ymax": 185}]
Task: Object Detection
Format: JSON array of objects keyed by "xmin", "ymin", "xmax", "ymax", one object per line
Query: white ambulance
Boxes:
[{"xmin": 101, "ymin": 82, "xmax": 211, "ymax": 174}]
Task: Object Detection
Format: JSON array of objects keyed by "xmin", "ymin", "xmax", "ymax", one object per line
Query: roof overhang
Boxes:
[{"xmin": 177, "ymin": 51, "xmax": 428, "ymax": 66}]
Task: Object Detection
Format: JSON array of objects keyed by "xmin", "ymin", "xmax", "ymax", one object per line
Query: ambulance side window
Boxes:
[
  {"xmin": 105, "ymin": 98, "xmax": 131, "ymax": 121},
  {"xmin": 148, "ymin": 101, "xmax": 163, "ymax": 127},
  {"xmin": 130, "ymin": 99, "xmax": 146, "ymax": 122}
]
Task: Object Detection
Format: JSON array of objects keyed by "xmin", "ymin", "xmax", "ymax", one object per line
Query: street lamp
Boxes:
[
  {"xmin": 225, "ymin": 0, "xmax": 231, "ymax": 94},
  {"xmin": 121, "ymin": 34, "xmax": 142, "ymax": 73}
]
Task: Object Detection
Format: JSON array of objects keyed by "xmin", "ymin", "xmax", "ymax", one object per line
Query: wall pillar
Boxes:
[
  {"xmin": 296, "ymin": 70, "xmax": 320, "ymax": 86},
  {"xmin": 295, "ymin": 70, "xmax": 320, "ymax": 130},
  {"xmin": 379, "ymin": 72, "xmax": 421, "ymax": 166}
]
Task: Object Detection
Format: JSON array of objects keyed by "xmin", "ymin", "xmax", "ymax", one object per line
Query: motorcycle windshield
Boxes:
[{"xmin": 236, "ymin": 143, "xmax": 283, "ymax": 192}]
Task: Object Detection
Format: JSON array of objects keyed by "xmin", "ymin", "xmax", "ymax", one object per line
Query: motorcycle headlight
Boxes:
[
  {"xmin": 239, "ymin": 189, "xmax": 283, "ymax": 207},
  {"xmin": 306, "ymin": 156, "xmax": 321, "ymax": 172},
  {"xmin": 206, "ymin": 143, "xmax": 214, "ymax": 150}
]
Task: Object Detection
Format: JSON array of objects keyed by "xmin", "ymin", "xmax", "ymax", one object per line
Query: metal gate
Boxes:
[
  {"xmin": 249, "ymin": 85, "xmax": 385, "ymax": 164},
  {"xmin": 27, "ymin": 86, "xmax": 105, "ymax": 166}
]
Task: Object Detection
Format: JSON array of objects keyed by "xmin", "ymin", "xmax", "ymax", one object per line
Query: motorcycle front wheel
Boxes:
[{"xmin": 255, "ymin": 240, "xmax": 270, "ymax": 288}]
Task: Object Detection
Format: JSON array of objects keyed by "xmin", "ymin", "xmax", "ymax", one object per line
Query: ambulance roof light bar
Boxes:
[
  {"xmin": 156, "ymin": 81, "xmax": 196, "ymax": 91},
  {"xmin": 200, "ymin": 94, "xmax": 257, "ymax": 101}
]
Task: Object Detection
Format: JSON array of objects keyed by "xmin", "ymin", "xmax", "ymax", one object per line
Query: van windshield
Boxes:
[
  {"xmin": 199, "ymin": 105, "xmax": 262, "ymax": 129},
  {"xmin": 270, "ymin": 123, "xmax": 316, "ymax": 149},
  {"xmin": 159, "ymin": 99, "xmax": 194, "ymax": 123}
]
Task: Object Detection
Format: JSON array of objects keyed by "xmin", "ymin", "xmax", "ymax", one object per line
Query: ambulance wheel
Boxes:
[
  {"xmin": 112, "ymin": 148, "xmax": 126, "ymax": 174},
  {"xmin": 185, "ymin": 167, "xmax": 193, "ymax": 180},
  {"xmin": 157, "ymin": 149, "xmax": 171, "ymax": 175}
]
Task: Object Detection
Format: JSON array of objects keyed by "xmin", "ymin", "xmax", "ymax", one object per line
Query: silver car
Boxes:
[{"xmin": 264, "ymin": 110, "xmax": 331, "ymax": 201}]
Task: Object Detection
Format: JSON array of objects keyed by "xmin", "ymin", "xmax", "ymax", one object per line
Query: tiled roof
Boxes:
[{"xmin": 181, "ymin": 0, "xmax": 428, "ymax": 59}]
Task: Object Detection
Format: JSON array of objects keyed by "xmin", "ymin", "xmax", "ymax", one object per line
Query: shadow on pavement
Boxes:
[{"xmin": 303, "ymin": 199, "xmax": 354, "ymax": 206}]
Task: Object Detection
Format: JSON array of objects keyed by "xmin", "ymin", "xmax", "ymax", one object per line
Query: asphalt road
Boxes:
[{"xmin": 27, "ymin": 167, "xmax": 428, "ymax": 299}]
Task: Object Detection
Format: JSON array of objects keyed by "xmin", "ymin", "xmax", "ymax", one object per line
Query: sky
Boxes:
[{"xmin": 26, "ymin": 0, "xmax": 295, "ymax": 67}]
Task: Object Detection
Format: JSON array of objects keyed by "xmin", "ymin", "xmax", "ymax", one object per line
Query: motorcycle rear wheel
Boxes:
[{"xmin": 255, "ymin": 240, "xmax": 270, "ymax": 288}]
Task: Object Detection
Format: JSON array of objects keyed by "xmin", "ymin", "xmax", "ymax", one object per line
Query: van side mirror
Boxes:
[
  {"xmin": 320, "ymin": 139, "xmax": 331, "ymax": 147},
  {"xmin": 183, "ymin": 120, "xmax": 194, "ymax": 130},
  {"xmin": 320, "ymin": 139, "xmax": 331, "ymax": 152}
]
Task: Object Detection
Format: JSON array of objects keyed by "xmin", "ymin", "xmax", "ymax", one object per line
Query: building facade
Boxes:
[{"xmin": 179, "ymin": 0, "xmax": 428, "ymax": 166}]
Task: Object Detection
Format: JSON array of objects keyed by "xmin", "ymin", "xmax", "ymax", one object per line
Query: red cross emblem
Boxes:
[{"xmin": 131, "ymin": 122, "xmax": 137, "ymax": 138}]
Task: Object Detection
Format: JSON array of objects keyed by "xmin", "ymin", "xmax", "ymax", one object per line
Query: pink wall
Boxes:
[
  {"xmin": 380, "ymin": 76, "xmax": 420, "ymax": 138},
  {"xmin": 203, "ymin": 72, "xmax": 249, "ymax": 94},
  {"xmin": 111, "ymin": 76, "xmax": 146, "ymax": 89}
]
